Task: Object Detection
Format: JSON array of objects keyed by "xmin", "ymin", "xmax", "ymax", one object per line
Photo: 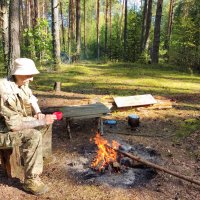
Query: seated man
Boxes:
[{"xmin": 0, "ymin": 58, "xmax": 56, "ymax": 195}]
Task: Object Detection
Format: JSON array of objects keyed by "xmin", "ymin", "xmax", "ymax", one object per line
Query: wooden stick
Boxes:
[{"xmin": 106, "ymin": 145, "xmax": 200, "ymax": 186}]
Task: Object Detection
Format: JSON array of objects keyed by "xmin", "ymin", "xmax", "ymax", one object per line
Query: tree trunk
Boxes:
[
  {"xmin": 51, "ymin": 0, "xmax": 61, "ymax": 69},
  {"xmin": 144, "ymin": 0, "xmax": 153, "ymax": 50},
  {"xmin": 68, "ymin": 0, "xmax": 72, "ymax": 62},
  {"xmin": 164, "ymin": 0, "xmax": 175, "ymax": 60},
  {"xmin": 42, "ymin": 0, "xmax": 45, "ymax": 19},
  {"xmin": 76, "ymin": 0, "xmax": 81, "ymax": 55},
  {"xmin": 34, "ymin": 0, "xmax": 39, "ymax": 25},
  {"xmin": 109, "ymin": 0, "xmax": 112, "ymax": 59},
  {"xmin": 140, "ymin": 0, "xmax": 148, "ymax": 52},
  {"xmin": 0, "ymin": 0, "xmax": 9, "ymax": 69},
  {"xmin": 119, "ymin": 0, "xmax": 124, "ymax": 44},
  {"xmin": 30, "ymin": 0, "xmax": 35, "ymax": 28},
  {"xmin": 71, "ymin": 0, "xmax": 75, "ymax": 39},
  {"xmin": 25, "ymin": 0, "xmax": 31, "ymax": 28},
  {"xmin": 8, "ymin": 0, "xmax": 21, "ymax": 75},
  {"xmin": 83, "ymin": 0, "xmax": 86, "ymax": 58},
  {"xmin": 60, "ymin": 2, "xmax": 65, "ymax": 51},
  {"xmin": 19, "ymin": 0, "xmax": 24, "ymax": 29},
  {"xmin": 124, "ymin": 0, "xmax": 127, "ymax": 60},
  {"xmin": 151, "ymin": 0, "xmax": 163, "ymax": 64},
  {"xmin": 105, "ymin": 0, "xmax": 108, "ymax": 56},
  {"xmin": 96, "ymin": 0, "xmax": 100, "ymax": 59}
]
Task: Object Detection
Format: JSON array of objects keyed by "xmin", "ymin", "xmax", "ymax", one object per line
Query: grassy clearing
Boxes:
[
  {"xmin": 32, "ymin": 62, "xmax": 200, "ymax": 97},
  {"xmin": 0, "ymin": 62, "xmax": 199, "ymax": 96}
]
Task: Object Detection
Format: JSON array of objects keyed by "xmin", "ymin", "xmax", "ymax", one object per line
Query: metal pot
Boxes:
[{"xmin": 128, "ymin": 114, "xmax": 140, "ymax": 127}]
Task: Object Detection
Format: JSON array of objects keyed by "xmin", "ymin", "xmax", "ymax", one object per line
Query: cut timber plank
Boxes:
[{"xmin": 113, "ymin": 94, "xmax": 157, "ymax": 108}]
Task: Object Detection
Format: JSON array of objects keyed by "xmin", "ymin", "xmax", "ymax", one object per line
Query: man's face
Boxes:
[{"xmin": 15, "ymin": 75, "xmax": 34, "ymax": 86}]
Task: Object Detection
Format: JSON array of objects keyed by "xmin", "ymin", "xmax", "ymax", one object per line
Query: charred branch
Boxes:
[{"xmin": 106, "ymin": 144, "xmax": 200, "ymax": 186}]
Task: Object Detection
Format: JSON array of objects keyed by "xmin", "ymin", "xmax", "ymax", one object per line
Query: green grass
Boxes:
[
  {"xmin": 0, "ymin": 62, "xmax": 199, "ymax": 96},
  {"xmin": 28, "ymin": 62, "xmax": 200, "ymax": 97},
  {"xmin": 176, "ymin": 118, "xmax": 200, "ymax": 138}
]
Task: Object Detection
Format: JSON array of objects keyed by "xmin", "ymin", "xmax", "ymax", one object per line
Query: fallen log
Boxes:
[{"xmin": 106, "ymin": 144, "xmax": 200, "ymax": 186}]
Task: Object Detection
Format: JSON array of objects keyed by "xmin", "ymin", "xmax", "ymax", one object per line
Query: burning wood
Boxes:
[{"xmin": 90, "ymin": 133, "xmax": 120, "ymax": 171}]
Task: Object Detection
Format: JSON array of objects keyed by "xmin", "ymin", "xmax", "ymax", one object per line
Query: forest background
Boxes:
[
  {"xmin": 0, "ymin": 0, "xmax": 200, "ymax": 73},
  {"xmin": 0, "ymin": 1, "xmax": 200, "ymax": 199}
]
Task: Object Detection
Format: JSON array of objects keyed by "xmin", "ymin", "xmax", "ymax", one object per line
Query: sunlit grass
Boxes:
[
  {"xmin": 30, "ymin": 62, "xmax": 200, "ymax": 96},
  {"xmin": 0, "ymin": 62, "xmax": 199, "ymax": 96}
]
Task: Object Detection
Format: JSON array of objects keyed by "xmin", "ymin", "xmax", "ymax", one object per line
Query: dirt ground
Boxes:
[{"xmin": 0, "ymin": 91, "xmax": 200, "ymax": 200}]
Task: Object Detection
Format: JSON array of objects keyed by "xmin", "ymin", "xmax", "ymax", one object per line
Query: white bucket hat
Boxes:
[{"xmin": 11, "ymin": 58, "xmax": 40, "ymax": 75}]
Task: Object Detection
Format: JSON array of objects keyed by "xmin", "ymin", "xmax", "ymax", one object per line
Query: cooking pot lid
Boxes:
[{"xmin": 128, "ymin": 114, "xmax": 139, "ymax": 119}]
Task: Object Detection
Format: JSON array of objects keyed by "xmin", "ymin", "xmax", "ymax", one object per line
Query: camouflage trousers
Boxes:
[{"xmin": 0, "ymin": 125, "xmax": 52, "ymax": 179}]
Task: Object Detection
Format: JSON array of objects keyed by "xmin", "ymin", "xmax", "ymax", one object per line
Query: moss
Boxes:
[{"xmin": 176, "ymin": 118, "xmax": 200, "ymax": 138}]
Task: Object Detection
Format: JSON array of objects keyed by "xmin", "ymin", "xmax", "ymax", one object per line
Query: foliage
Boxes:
[
  {"xmin": 0, "ymin": 0, "xmax": 200, "ymax": 68},
  {"xmin": 169, "ymin": 0, "xmax": 200, "ymax": 70},
  {"xmin": 125, "ymin": 9, "xmax": 142, "ymax": 62},
  {"xmin": 22, "ymin": 19, "xmax": 53, "ymax": 64}
]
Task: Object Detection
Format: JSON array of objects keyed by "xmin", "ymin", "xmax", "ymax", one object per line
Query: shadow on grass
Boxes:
[{"xmin": 28, "ymin": 62, "xmax": 200, "ymax": 109}]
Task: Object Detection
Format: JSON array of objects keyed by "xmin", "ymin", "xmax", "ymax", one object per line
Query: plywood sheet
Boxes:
[{"xmin": 113, "ymin": 94, "xmax": 157, "ymax": 108}]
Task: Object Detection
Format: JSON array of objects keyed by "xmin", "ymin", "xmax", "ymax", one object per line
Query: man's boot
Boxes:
[{"xmin": 23, "ymin": 177, "xmax": 49, "ymax": 195}]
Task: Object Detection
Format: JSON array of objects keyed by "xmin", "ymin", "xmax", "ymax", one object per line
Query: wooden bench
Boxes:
[
  {"xmin": 0, "ymin": 145, "xmax": 23, "ymax": 179},
  {"xmin": 43, "ymin": 103, "xmax": 110, "ymax": 139}
]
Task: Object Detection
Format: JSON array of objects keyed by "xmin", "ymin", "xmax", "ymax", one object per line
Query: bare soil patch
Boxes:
[{"xmin": 0, "ymin": 91, "xmax": 200, "ymax": 200}]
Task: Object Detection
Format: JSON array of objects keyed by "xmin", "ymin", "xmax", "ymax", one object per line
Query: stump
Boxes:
[
  {"xmin": 54, "ymin": 82, "xmax": 62, "ymax": 91},
  {"xmin": 0, "ymin": 146, "xmax": 23, "ymax": 179}
]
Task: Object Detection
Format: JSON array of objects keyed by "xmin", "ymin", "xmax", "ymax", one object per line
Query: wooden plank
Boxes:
[{"xmin": 113, "ymin": 94, "xmax": 157, "ymax": 108}]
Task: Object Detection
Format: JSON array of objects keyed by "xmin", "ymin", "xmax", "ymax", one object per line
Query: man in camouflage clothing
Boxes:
[{"xmin": 0, "ymin": 58, "xmax": 56, "ymax": 195}]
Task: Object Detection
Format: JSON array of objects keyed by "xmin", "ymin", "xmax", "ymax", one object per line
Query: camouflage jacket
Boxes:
[{"xmin": 0, "ymin": 76, "xmax": 40, "ymax": 133}]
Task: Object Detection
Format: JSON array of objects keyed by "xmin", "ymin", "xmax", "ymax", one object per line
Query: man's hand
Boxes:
[
  {"xmin": 44, "ymin": 114, "xmax": 57, "ymax": 125},
  {"xmin": 34, "ymin": 112, "xmax": 45, "ymax": 120}
]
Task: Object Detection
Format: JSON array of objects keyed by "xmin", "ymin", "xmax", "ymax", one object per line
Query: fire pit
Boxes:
[{"xmin": 66, "ymin": 134, "xmax": 160, "ymax": 188}]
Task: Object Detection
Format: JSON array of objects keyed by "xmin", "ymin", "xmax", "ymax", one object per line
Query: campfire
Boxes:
[
  {"xmin": 90, "ymin": 133, "xmax": 154, "ymax": 175},
  {"xmin": 90, "ymin": 133, "xmax": 120, "ymax": 172},
  {"xmin": 67, "ymin": 133, "xmax": 160, "ymax": 188}
]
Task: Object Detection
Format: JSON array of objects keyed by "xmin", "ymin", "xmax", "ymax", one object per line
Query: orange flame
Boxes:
[{"xmin": 91, "ymin": 133, "xmax": 120, "ymax": 171}]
